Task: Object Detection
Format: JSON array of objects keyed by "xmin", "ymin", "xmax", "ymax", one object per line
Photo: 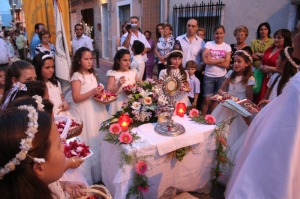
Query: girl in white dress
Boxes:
[
  {"xmin": 211, "ymin": 49, "xmax": 255, "ymax": 185},
  {"xmin": 32, "ymin": 53, "xmax": 70, "ymax": 115},
  {"xmin": 68, "ymin": 47, "xmax": 108, "ymax": 185},
  {"xmin": 107, "ymin": 49, "xmax": 138, "ymax": 116},
  {"xmin": 158, "ymin": 50, "xmax": 191, "ymax": 106}
]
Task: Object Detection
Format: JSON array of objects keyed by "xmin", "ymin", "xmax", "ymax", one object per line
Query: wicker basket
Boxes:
[
  {"xmin": 77, "ymin": 184, "xmax": 112, "ymax": 199},
  {"xmin": 66, "ymin": 121, "xmax": 83, "ymax": 139}
]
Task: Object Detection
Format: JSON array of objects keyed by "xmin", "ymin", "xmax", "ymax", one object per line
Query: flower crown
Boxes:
[
  {"xmin": 235, "ymin": 50, "xmax": 253, "ymax": 63},
  {"xmin": 0, "ymin": 105, "xmax": 45, "ymax": 180},
  {"xmin": 284, "ymin": 47, "xmax": 299, "ymax": 70},
  {"xmin": 32, "ymin": 95, "xmax": 44, "ymax": 111}
]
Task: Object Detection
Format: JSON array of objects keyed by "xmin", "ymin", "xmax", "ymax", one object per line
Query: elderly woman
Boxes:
[
  {"xmin": 230, "ymin": 26, "xmax": 252, "ymax": 66},
  {"xmin": 35, "ymin": 29, "xmax": 55, "ymax": 57}
]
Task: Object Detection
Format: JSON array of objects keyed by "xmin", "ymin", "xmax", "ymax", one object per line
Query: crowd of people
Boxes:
[{"xmin": 0, "ymin": 15, "xmax": 299, "ymax": 199}]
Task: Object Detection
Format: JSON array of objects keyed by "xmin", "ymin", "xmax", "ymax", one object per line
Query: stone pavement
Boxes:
[{"xmin": 94, "ymin": 58, "xmax": 113, "ymax": 88}]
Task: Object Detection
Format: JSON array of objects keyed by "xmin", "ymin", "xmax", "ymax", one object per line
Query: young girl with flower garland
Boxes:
[
  {"xmin": 259, "ymin": 47, "xmax": 298, "ymax": 107},
  {"xmin": 107, "ymin": 48, "xmax": 139, "ymax": 116},
  {"xmin": 0, "ymin": 103, "xmax": 86, "ymax": 199},
  {"xmin": 211, "ymin": 49, "xmax": 255, "ymax": 185},
  {"xmin": 66, "ymin": 47, "xmax": 108, "ymax": 184},
  {"xmin": 32, "ymin": 53, "xmax": 70, "ymax": 115},
  {"xmin": 217, "ymin": 49, "xmax": 255, "ymax": 101},
  {"xmin": 158, "ymin": 50, "xmax": 191, "ymax": 106}
]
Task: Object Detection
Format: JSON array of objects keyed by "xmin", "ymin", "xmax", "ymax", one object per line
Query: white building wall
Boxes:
[{"xmin": 169, "ymin": 0, "xmax": 297, "ymax": 45}]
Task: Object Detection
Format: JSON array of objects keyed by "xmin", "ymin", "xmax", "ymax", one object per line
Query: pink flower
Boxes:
[
  {"xmin": 109, "ymin": 123, "xmax": 122, "ymax": 134},
  {"xmin": 135, "ymin": 160, "xmax": 148, "ymax": 175},
  {"xmin": 189, "ymin": 108, "xmax": 199, "ymax": 117},
  {"xmin": 205, "ymin": 115, "xmax": 216, "ymax": 124},
  {"xmin": 218, "ymin": 136, "xmax": 227, "ymax": 147},
  {"xmin": 118, "ymin": 131, "xmax": 133, "ymax": 144},
  {"xmin": 138, "ymin": 186, "xmax": 149, "ymax": 192}
]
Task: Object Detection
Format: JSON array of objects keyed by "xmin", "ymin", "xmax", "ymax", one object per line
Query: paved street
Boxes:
[{"xmin": 94, "ymin": 58, "xmax": 113, "ymax": 88}]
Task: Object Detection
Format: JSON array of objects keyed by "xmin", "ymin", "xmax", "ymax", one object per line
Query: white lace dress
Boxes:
[
  {"xmin": 106, "ymin": 69, "xmax": 137, "ymax": 117},
  {"xmin": 67, "ymin": 72, "xmax": 108, "ymax": 185}
]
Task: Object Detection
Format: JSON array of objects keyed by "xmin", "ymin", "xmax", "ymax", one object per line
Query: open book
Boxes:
[{"xmin": 222, "ymin": 99, "xmax": 260, "ymax": 117}]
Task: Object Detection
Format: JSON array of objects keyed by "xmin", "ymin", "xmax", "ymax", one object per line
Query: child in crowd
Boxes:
[
  {"xmin": 197, "ymin": 28, "xmax": 206, "ymax": 40},
  {"xmin": 202, "ymin": 25, "xmax": 231, "ymax": 115},
  {"xmin": 1, "ymin": 60, "xmax": 37, "ymax": 105},
  {"xmin": 0, "ymin": 102, "xmax": 86, "ymax": 199},
  {"xmin": 130, "ymin": 40, "xmax": 145, "ymax": 80},
  {"xmin": 107, "ymin": 48, "xmax": 138, "ymax": 116},
  {"xmin": 32, "ymin": 53, "xmax": 70, "ymax": 114},
  {"xmin": 211, "ymin": 49, "xmax": 255, "ymax": 185},
  {"xmin": 159, "ymin": 50, "xmax": 191, "ymax": 106},
  {"xmin": 67, "ymin": 47, "xmax": 108, "ymax": 185},
  {"xmin": 0, "ymin": 67, "xmax": 6, "ymax": 101},
  {"xmin": 217, "ymin": 49, "xmax": 255, "ymax": 101},
  {"xmin": 186, "ymin": 60, "xmax": 200, "ymax": 107}
]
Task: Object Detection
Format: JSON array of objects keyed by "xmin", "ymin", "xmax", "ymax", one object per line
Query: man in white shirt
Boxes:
[
  {"xmin": 121, "ymin": 16, "xmax": 150, "ymax": 62},
  {"xmin": 176, "ymin": 18, "xmax": 205, "ymax": 69},
  {"xmin": 0, "ymin": 38, "xmax": 13, "ymax": 66},
  {"xmin": 72, "ymin": 23, "xmax": 94, "ymax": 54}
]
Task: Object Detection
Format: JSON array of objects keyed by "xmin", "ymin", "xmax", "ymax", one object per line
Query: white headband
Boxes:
[
  {"xmin": 42, "ymin": 54, "xmax": 54, "ymax": 60},
  {"xmin": 32, "ymin": 95, "xmax": 44, "ymax": 111},
  {"xmin": 165, "ymin": 50, "xmax": 183, "ymax": 58},
  {"xmin": 235, "ymin": 50, "xmax": 253, "ymax": 63}
]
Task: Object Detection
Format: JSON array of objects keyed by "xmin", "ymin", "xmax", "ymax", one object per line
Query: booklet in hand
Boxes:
[{"xmin": 221, "ymin": 99, "xmax": 260, "ymax": 117}]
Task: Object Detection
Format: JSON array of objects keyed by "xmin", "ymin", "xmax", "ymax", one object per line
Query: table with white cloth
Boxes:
[{"xmin": 100, "ymin": 115, "xmax": 216, "ymax": 199}]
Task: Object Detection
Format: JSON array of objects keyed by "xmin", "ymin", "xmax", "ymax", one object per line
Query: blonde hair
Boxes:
[{"xmin": 233, "ymin": 25, "xmax": 249, "ymax": 37}]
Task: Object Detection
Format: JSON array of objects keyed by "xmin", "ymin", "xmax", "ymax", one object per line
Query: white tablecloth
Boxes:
[{"xmin": 100, "ymin": 115, "xmax": 216, "ymax": 199}]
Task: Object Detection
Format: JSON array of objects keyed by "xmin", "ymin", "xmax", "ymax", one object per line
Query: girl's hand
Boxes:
[
  {"xmin": 92, "ymin": 87, "xmax": 102, "ymax": 96},
  {"xmin": 222, "ymin": 92, "xmax": 231, "ymax": 99},
  {"xmin": 58, "ymin": 101, "xmax": 70, "ymax": 111},
  {"xmin": 68, "ymin": 156, "xmax": 84, "ymax": 169},
  {"xmin": 119, "ymin": 76, "xmax": 126, "ymax": 85},
  {"xmin": 258, "ymin": 99, "xmax": 270, "ymax": 108},
  {"xmin": 62, "ymin": 181, "xmax": 86, "ymax": 199}
]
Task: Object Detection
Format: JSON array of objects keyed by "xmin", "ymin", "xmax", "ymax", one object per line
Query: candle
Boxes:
[
  {"xmin": 118, "ymin": 114, "xmax": 131, "ymax": 131},
  {"xmin": 176, "ymin": 103, "xmax": 187, "ymax": 117}
]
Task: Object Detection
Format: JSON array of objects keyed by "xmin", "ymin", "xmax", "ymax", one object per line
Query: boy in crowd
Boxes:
[
  {"xmin": 186, "ymin": 60, "xmax": 200, "ymax": 107},
  {"xmin": 130, "ymin": 40, "xmax": 145, "ymax": 81}
]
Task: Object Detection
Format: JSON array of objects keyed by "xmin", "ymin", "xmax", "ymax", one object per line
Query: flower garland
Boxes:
[
  {"xmin": 119, "ymin": 151, "xmax": 151, "ymax": 199},
  {"xmin": 0, "ymin": 105, "xmax": 44, "ymax": 180},
  {"xmin": 187, "ymin": 108, "xmax": 235, "ymax": 194}
]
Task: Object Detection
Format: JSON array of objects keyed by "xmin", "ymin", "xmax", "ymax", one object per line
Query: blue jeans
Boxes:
[{"xmin": 203, "ymin": 75, "xmax": 225, "ymax": 96}]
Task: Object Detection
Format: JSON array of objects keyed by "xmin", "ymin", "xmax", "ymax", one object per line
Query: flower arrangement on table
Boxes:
[{"xmin": 100, "ymin": 80, "xmax": 162, "ymax": 198}]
